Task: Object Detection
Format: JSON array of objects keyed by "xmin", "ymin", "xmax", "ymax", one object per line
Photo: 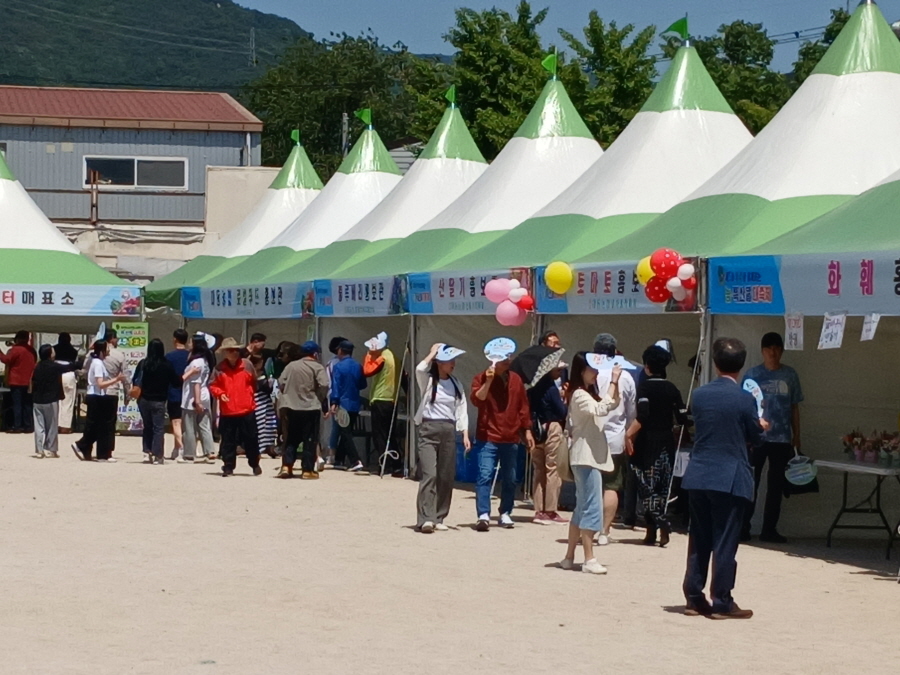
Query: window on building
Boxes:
[
  {"xmin": 0, "ymin": 142, "xmax": 7, "ymax": 158},
  {"xmin": 84, "ymin": 156, "xmax": 187, "ymax": 190}
]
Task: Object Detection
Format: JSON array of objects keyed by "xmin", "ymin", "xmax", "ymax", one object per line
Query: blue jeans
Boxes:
[
  {"xmin": 10, "ymin": 385, "xmax": 33, "ymax": 432},
  {"xmin": 475, "ymin": 441, "xmax": 518, "ymax": 517}
]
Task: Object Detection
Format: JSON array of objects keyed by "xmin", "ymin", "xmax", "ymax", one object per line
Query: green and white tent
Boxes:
[
  {"xmin": 337, "ymin": 77, "xmax": 602, "ymax": 279},
  {"xmin": 144, "ymin": 141, "xmax": 323, "ymax": 308},
  {"xmin": 0, "ymin": 152, "xmax": 138, "ymax": 328},
  {"xmin": 589, "ymin": 0, "xmax": 900, "ymax": 263},
  {"xmin": 261, "ymin": 100, "xmax": 487, "ymax": 284},
  {"xmin": 200, "ymin": 125, "xmax": 402, "ymax": 288},
  {"xmin": 439, "ymin": 44, "xmax": 752, "ymax": 271},
  {"xmin": 751, "ymin": 166, "xmax": 900, "ymax": 254}
]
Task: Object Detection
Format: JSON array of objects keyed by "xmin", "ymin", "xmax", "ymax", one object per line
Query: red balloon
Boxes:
[
  {"xmin": 645, "ymin": 276, "xmax": 671, "ymax": 303},
  {"xmin": 516, "ymin": 294, "xmax": 535, "ymax": 311},
  {"xmin": 649, "ymin": 248, "xmax": 683, "ymax": 281},
  {"xmin": 682, "ymin": 276, "xmax": 697, "ymax": 291}
]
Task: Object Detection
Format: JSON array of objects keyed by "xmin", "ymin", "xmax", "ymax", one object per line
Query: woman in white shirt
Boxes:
[
  {"xmin": 180, "ymin": 334, "xmax": 216, "ymax": 463},
  {"xmin": 414, "ymin": 343, "xmax": 470, "ymax": 534},
  {"xmin": 71, "ymin": 340, "xmax": 125, "ymax": 462},
  {"xmin": 560, "ymin": 352, "xmax": 621, "ymax": 574}
]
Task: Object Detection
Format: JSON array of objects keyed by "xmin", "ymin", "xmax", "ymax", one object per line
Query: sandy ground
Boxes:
[{"xmin": 1, "ymin": 434, "xmax": 898, "ymax": 675}]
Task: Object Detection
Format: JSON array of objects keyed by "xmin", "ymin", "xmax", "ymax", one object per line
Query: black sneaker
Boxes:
[
  {"xmin": 759, "ymin": 531, "xmax": 788, "ymax": 544},
  {"xmin": 222, "ymin": 470, "xmax": 234, "ymax": 477},
  {"xmin": 475, "ymin": 517, "xmax": 490, "ymax": 532},
  {"xmin": 71, "ymin": 443, "xmax": 85, "ymax": 461},
  {"xmin": 252, "ymin": 465, "xmax": 263, "ymax": 476}
]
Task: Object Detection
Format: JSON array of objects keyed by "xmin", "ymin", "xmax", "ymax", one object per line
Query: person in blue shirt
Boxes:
[
  {"xmin": 682, "ymin": 337, "xmax": 767, "ymax": 620},
  {"xmin": 329, "ymin": 340, "xmax": 367, "ymax": 472},
  {"xmin": 741, "ymin": 332, "xmax": 803, "ymax": 544},
  {"xmin": 165, "ymin": 329, "xmax": 191, "ymax": 460}
]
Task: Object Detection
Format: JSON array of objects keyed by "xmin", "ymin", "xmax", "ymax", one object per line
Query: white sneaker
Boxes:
[
  {"xmin": 176, "ymin": 457, "xmax": 191, "ymax": 463},
  {"xmin": 46, "ymin": 451, "xmax": 59, "ymax": 458},
  {"xmin": 316, "ymin": 458, "xmax": 326, "ymax": 472},
  {"xmin": 347, "ymin": 461, "xmax": 364, "ymax": 472},
  {"xmin": 194, "ymin": 456, "xmax": 209, "ymax": 464},
  {"xmin": 475, "ymin": 515, "xmax": 490, "ymax": 532},
  {"xmin": 33, "ymin": 452, "xmax": 45, "ymax": 459},
  {"xmin": 498, "ymin": 513, "xmax": 515, "ymax": 529},
  {"xmin": 582, "ymin": 558, "xmax": 608, "ymax": 575},
  {"xmin": 421, "ymin": 521, "xmax": 435, "ymax": 534},
  {"xmin": 596, "ymin": 534, "xmax": 610, "ymax": 546},
  {"xmin": 559, "ymin": 558, "xmax": 574, "ymax": 571},
  {"xmin": 434, "ymin": 523, "xmax": 450, "ymax": 531},
  {"xmin": 100, "ymin": 457, "xmax": 117, "ymax": 463}
]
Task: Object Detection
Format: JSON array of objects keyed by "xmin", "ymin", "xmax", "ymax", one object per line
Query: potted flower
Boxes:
[{"xmin": 842, "ymin": 429, "xmax": 865, "ymax": 461}]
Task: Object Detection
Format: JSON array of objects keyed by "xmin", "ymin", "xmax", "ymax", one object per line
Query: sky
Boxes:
[{"xmin": 242, "ymin": 0, "xmax": 900, "ymax": 71}]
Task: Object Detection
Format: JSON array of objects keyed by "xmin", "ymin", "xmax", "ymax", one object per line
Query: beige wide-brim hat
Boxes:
[{"xmin": 216, "ymin": 337, "xmax": 245, "ymax": 353}]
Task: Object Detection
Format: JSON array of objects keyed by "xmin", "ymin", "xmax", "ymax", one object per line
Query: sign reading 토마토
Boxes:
[
  {"xmin": 0, "ymin": 285, "xmax": 141, "ymax": 316},
  {"xmin": 181, "ymin": 283, "xmax": 314, "ymax": 319}
]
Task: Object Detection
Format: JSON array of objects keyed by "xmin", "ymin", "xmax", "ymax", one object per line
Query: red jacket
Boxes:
[
  {"xmin": 209, "ymin": 358, "xmax": 257, "ymax": 417},
  {"xmin": 470, "ymin": 370, "xmax": 531, "ymax": 444},
  {"xmin": 0, "ymin": 344, "xmax": 37, "ymax": 387}
]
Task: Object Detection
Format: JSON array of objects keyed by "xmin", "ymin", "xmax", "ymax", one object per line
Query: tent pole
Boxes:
[
  {"xmin": 407, "ymin": 314, "xmax": 418, "ymax": 477},
  {"xmin": 241, "ymin": 320, "xmax": 248, "ymax": 345}
]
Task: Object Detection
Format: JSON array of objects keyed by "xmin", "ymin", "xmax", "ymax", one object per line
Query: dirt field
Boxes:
[{"xmin": 1, "ymin": 434, "xmax": 897, "ymax": 675}]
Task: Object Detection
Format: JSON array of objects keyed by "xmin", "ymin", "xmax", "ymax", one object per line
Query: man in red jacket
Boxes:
[
  {"xmin": 1, "ymin": 331, "xmax": 37, "ymax": 433},
  {"xmin": 209, "ymin": 338, "xmax": 262, "ymax": 477},
  {"xmin": 471, "ymin": 338, "xmax": 534, "ymax": 531}
]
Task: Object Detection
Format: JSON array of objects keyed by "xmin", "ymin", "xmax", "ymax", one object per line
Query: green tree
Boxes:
[
  {"xmin": 244, "ymin": 32, "xmax": 423, "ymax": 176},
  {"xmin": 560, "ymin": 12, "xmax": 657, "ymax": 146},
  {"xmin": 667, "ymin": 20, "xmax": 792, "ymax": 133},
  {"xmin": 792, "ymin": 8, "xmax": 852, "ymax": 84}
]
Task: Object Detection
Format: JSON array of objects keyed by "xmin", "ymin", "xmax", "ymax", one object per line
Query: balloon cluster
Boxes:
[
  {"xmin": 485, "ymin": 278, "xmax": 534, "ymax": 326},
  {"xmin": 635, "ymin": 248, "xmax": 696, "ymax": 304}
]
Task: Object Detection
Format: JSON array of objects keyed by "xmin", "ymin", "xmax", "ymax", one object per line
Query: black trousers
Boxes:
[
  {"xmin": 370, "ymin": 400, "xmax": 402, "ymax": 471},
  {"xmin": 76, "ymin": 395, "xmax": 117, "ymax": 459},
  {"xmin": 744, "ymin": 442, "xmax": 793, "ymax": 535},
  {"xmin": 219, "ymin": 413, "xmax": 260, "ymax": 473},
  {"xmin": 10, "ymin": 385, "xmax": 33, "ymax": 432},
  {"xmin": 282, "ymin": 409, "xmax": 321, "ymax": 472},
  {"xmin": 334, "ymin": 411, "xmax": 360, "ymax": 467},
  {"xmin": 621, "ymin": 459, "xmax": 639, "ymax": 526},
  {"xmin": 683, "ymin": 489, "xmax": 747, "ymax": 614}
]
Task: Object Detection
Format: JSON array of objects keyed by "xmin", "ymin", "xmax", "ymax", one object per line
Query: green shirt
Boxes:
[{"xmin": 369, "ymin": 349, "xmax": 397, "ymax": 402}]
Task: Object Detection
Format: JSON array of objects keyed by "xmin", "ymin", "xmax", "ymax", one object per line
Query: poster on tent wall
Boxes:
[
  {"xmin": 113, "ymin": 321, "xmax": 148, "ymax": 434},
  {"xmin": 181, "ymin": 283, "xmax": 314, "ymax": 320},
  {"xmin": 407, "ymin": 268, "xmax": 531, "ymax": 315},
  {"xmin": 708, "ymin": 253, "xmax": 900, "ymax": 316},
  {"xmin": 0, "ymin": 285, "xmax": 141, "ymax": 316},
  {"xmin": 534, "ymin": 263, "xmax": 699, "ymax": 315},
  {"xmin": 313, "ymin": 276, "xmax": 407, "ymax": 317}
]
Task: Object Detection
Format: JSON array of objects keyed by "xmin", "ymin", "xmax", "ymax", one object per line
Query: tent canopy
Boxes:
[
  {"xmin": 262, "ymin": 103, "xmax": 488, "ymax": 284},
  {"xmin": 336, "ymin": 77, "xmax": 602, "ymax": 279},
  {"xmin": 587, "ymin": 1, "xmax": 900, "ymax": 263},
  {"xmin": 438, "ymin": 44, "xmax": 752, "ymax": 271},
  {"xmin": 143, "ymin": 141, "xmax": 323, "ymax": 308}
]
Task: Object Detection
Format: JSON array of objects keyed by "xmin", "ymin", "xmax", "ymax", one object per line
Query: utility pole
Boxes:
[
  {"xmin": 248, "ymin": 27, "xmax": 257, "ymax": 66},
  {"xmin": 341, "ymin": 113, "xmax": 349, "ymax": 157}
]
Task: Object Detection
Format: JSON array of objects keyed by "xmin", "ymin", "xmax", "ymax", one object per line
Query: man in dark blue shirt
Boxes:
[
  {"xmin": 165, "ymin": 329, "xmax": 191, "ymax": 460},
  {"xmin": 682, "ymin": 337, "xmax": 767, "ymax": 620},
  {"xmin": 329, "ymin": 340, "xmax": 367, "ymax": 472}
]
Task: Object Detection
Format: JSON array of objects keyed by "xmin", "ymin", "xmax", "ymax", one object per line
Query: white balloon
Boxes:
[
  {"xmin": 672, "ymin": 286, "xmax": 688, "ymax": 301},
  {"xmin": 508, "ymin": 287, "xmax": 528, "ymax": 302},
  {"xmin": 677, "ymin": 263, "xmax": 695, "ymax": 281},
  {"xmin": 508, "ymin": 278, "xmax": 521, "ymax": 289},
  {"xmin": 666, "ymin": 277, "xmax": 683, "ymax": 292}
]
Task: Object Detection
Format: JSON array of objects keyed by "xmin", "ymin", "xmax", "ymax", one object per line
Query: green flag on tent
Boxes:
[
  {"xmin": 445, "ymin": 84, "xmax": 457, "ymax": 106},
  {"xmin": 355, "ymin": 108, "xmax": 373, "ymax": 127},
  {"xmin": 663, "ymin": 16, "xmax": 689, "ymax": 40},
  {"xmin": 541, "ymin": 52, "xmax": 558, "ymax": 77},
  {"xmin": 290, "ymin": 129, "xmax": 300, "ymax": 145}
]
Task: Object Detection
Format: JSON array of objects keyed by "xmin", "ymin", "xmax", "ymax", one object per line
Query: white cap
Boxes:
[
  {"xmin": 434, "ymin": 344, "xmax": 465, "ymax": 362},
  {"xmin": 484, "ymin": 337, "xmax": 516, "ymax": 363},
  {"xmin": 364, "ymin": 331, "xmax": 388, "ymax": 351}
]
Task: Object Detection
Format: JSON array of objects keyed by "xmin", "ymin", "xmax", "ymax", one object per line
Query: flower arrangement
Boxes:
[{"xmin": 843, "ymin": 429, "xmax": 900, "ymax": 464}]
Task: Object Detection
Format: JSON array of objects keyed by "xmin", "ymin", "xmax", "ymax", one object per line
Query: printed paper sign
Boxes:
[
  {"xmin": 817, "ymin": 312, "xmax": 847, "ymax": 350},
  {"xmin": 861, "ymin": 313, "xmax": 880, "ymax": 341},
  {"xmin": 784, "ymin": 313, "xmax": 804, "ymax": 351},
  {"xmin": 113, "ymin": 322, "xmax": 148, "ymax": 433},
  {"xmin": 0, "ymin": 285, "xmax": 141, "ymax": 316}
]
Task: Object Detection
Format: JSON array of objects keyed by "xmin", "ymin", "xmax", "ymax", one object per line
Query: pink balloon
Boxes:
[
  {"xmin": 495, "ymin": 300, "xmax": 527, "ymax": 326},
  {"xmin": 485, "ymin": 278, "xmax": 513, "ymax": 304}
]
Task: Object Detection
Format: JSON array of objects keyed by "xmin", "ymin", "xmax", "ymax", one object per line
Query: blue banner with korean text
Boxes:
[
  {"xmin": 406, "ymin": 269, "xmax": 531, "ymax": 315},
  {"xmin": 0, "ymin": 285, "xmax": 141, "ymax": 317},
  {"xmin": 313, "ymin": 276, "xmax": 406, "ymax": 316},
  {"xmin": 181, "ymin": 283, "xmax": 313, "ymax": 319}
]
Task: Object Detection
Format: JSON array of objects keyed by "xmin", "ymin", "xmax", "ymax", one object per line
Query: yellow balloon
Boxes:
[
  {"xmin": 545, "ymin": 261, "xmax": 574, "ymax": 295},
  {"xmin": 636, "ymin": 256, "xmax": 654, "ymax": 286}
]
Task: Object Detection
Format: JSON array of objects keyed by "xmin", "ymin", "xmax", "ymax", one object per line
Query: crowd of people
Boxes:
[{"xmin": 1, "ymin": 323, "xmax": 804, "ymax": 618}]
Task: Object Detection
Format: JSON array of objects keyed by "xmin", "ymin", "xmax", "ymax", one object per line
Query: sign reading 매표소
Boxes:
[
  {"xmin": 181, "ymin": 283, "xmax": 314, "ymax": 319},
  {"xmin": 535, "ymin": 262, "xmax": 699, "ymax": 314},
  {"xmin": 0, "ymin": 285, "xmax": 141, "ymax": 316},
  {"xmin": 407, "ymin": 269, "xmax": 531, "ymax": 315},
  {"xmin": 710, "ymin": 253, "xmax": 900, "ymax": 316},
  {"xmin": 314, "ymin": 277, "xmax": 407, "ymax": 316}
]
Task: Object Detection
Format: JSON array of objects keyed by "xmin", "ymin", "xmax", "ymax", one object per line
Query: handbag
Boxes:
[
  {"xmin": 531, "ymin": 413, "xmax": 549, "ymax": 445},
  {"xmin": 783, "ymin": 450, "xmax": 819, "ymax": 497},
  {"xmin": 558, "ymin": 418, "xmax": 574, "ymax": 483}
]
